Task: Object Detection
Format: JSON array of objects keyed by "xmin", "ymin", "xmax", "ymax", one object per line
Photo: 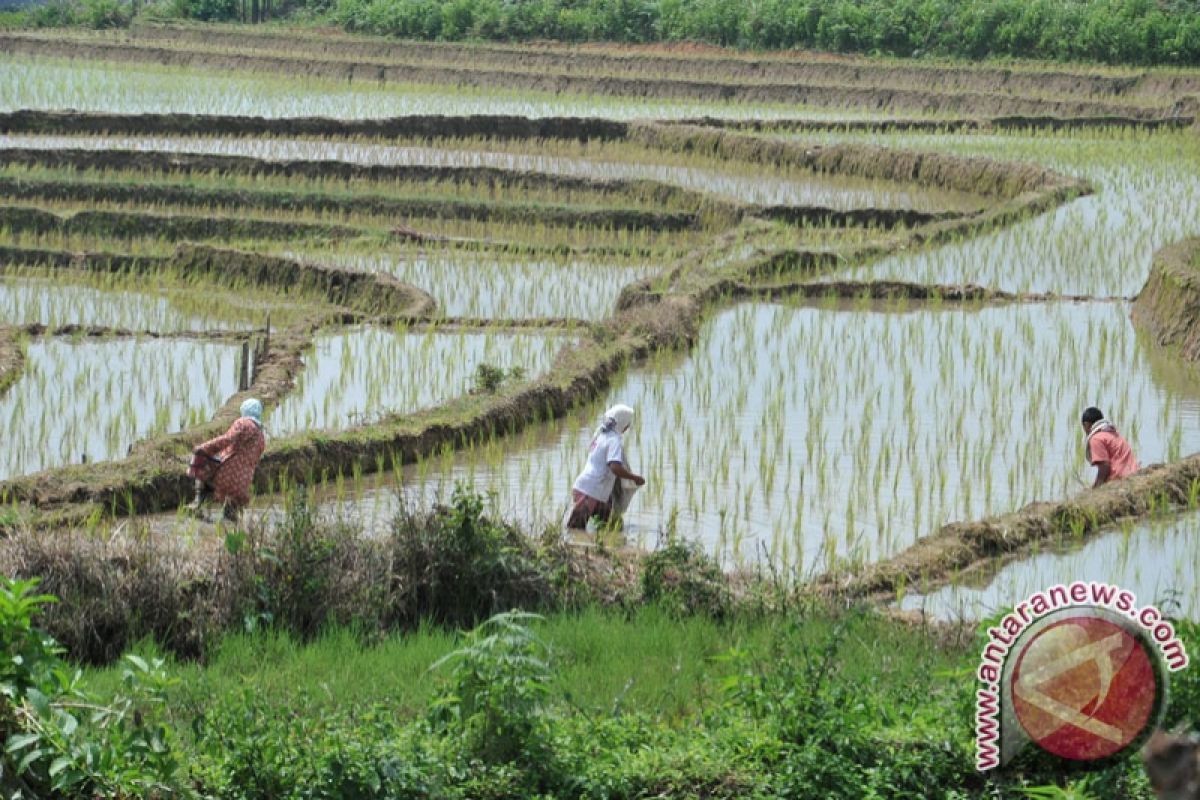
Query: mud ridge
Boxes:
[
  {"xmin": 0, "ymin": 176, "xmax": 704, "ymax": 233},
  {"xmin": 671, "ymin": 114, "xmax": 1193, "ymax": 133},
  {"xmin": 734, "ymin": 279, "xmax": 1116, "ymax": 304},
  {"xmin": 0, "ymin": 243, "xmax": 437, "ymax": 318},
  {"xmin": 0, "ymin": 143, "xmax": 712, "ymax": 211},
  {"xmin": 1132, "ymin": 238, "xmax": 1200, "ymax": 362},
  {"xmin": 0, "ymin": 327, "xmax": 25, "ymax": 398},
  {"xmin": 631, "ymin": 123, "xmax": 1086, "ymax": 198},
  {"xmin": 752, "ymin": 204, "xmax": 967, "ymax": 229},
  {"xmin": 0, "ymin": 108, "xmax": 628, "ymax": 142},
  {"xmin": 16, "ymin": 323, "xmax": 258, "ymax": 342}
]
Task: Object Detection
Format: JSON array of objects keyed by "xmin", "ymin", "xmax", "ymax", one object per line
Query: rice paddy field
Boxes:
[{"xmin": 2, "ymin": 23, "xmax": 1200, "ymax": 622}]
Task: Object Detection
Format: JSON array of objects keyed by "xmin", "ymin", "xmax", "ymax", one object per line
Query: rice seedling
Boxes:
[
  {"xmin": 802, "ymin": 127, "xmax": 1200, "ymax": 297},
  {"xmin": 0, "ymin": 273, "xmax": 262, "ymax": 330},
  {"xmin": 0, "ymin": 335, "xmax": 241, "ymax": 480},
  {"xmin": 282, "ymin": 247, "xmax": 659, "ymax": 320},
  {"xmin": 0, "ymin": 53, "xmax": 893, "ymax": 123},
  {"xmin": 266, "ymin": 324, "xmax": 567, "ymax": 436}
]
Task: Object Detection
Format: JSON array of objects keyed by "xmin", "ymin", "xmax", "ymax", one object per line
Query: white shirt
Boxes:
[{"xmin": 572, "ymin": 429, "xmax": 625, "ymax": 501}]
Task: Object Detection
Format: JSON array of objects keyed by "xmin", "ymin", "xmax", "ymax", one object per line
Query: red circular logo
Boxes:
[{"xmin": 1010, "ymin": 615, "xmax": 1158, "ymax": 761}]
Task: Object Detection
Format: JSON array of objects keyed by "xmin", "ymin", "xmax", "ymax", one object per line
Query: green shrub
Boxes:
[
  {"xmin": 390, "ymin": 485, "xmax": 555, "ymax": 628},
  {"xmin": 25, "ymin": 0, "xmax": 78, "ymax": 25},
  {"xmin": 640, "ymin": 539, "xmax": 730, "ymax": 618},
  {"xmin": 169, "ymin": 0, "xmax": 237, "ymax": 21},
  {"xmin": 470, "ymin": 362, "xmax": 526, "ymax": 394},
  {"xmin": 0, "ymin": 578, "xmax": 185, "ymax": 798},
  {"xmin": 79, "ymin": 0, "xmax": 131, "ymax": 26},
  {"xmin": 429, "ymin": 611, "xmax": 554, "ymax": 771}
]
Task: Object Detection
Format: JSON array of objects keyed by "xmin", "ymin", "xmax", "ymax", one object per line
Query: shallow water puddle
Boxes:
[
  {"xmin": 0, "ymin": 336, "xmax": 240, "ymax": 480},
  {"xmin": 897, "ymin": 511, "xmax": 1200, "ymax": 620},
  {"xmin": 286, "ymin": 250, "xmax": 658, "ymax": 320},
  {"xmin": 266, "ymin": 325, "xmax": 567, "ymax": 436},
  {"xmin": 0, "ymin": 135, "xmax": 983, "ymax": 211},
  {"xmin": 258, "ymin": 300, "xmax": 1200, "ymax": 573}
]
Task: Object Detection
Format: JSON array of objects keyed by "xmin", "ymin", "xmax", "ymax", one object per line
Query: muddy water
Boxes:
[
  {"xmin": 236, "ymin": 300, "xmax": 1200, "ymax": 573},
  {"xmin": 802, "ymin": 130, "xmax": 1200, "ymax": 297},
  {"xmin": 897, "ymin": 512, "xmax": 1200, "ymax": 620},
  {"xmin": 283, "ymin": 250, "xmax": 659, "ymax": 320},
  {"xmin": 0, "ymin": 275, "xmax": 254, "ymax": 331},
  {"xmin": 267, "ymin": 325, "xmax": 567, "ymax": 436},
  {"xmin": 0, "ymin": 337, "xmax": 240, "ymax": 480},
  {"xmin": 0, "ymin": 54, "xmax": 896, "ymax": 122},
  {"xmin": 0, "ymin": 135, "xmax": 983, "ymax": 212}
]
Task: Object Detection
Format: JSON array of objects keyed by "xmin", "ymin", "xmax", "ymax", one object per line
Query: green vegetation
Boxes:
[
  {"xmin": 328, "ymin": 0, "xmax": 1200, "ymax": 65},
  {"xmin": 3, "ymin": 572, "xmax": 1194, "ymax": 798},
  {"xmin": 13, "ymin": 0, "xmax": 1200, "ymax": 65}
]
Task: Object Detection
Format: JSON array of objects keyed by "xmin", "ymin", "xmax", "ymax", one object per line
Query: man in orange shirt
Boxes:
[{"xmin": 1082, "ymin": 406, "xmax": 1138, "ymax": 487}]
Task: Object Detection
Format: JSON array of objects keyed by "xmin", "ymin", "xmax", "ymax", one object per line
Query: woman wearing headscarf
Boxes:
[
  {"xmin": 565, "ymin": 403, "xmax": 645, "ymax": 530},
  {"xmin": 188, "ymin": 398, "xmax": 267, "ymax": 522}
]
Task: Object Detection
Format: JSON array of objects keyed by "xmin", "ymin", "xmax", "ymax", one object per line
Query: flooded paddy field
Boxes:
[
  {"xmin": 267, "ymin": 325, "xmax": 568, "ymax": 435},
  {"xmin": 0, "ymin": 54, "xmax": 897, "ymax": 122},
  {"xmin": 0, "ymin": 273, "xmax": 259, "ymax": 331},
  {"xmin": 898, "ymin": 512, "xmax": 1200, "ymax": 621},
  {"xmin": 0, "ymin": 335, "xmax": 241, "ymax": 481},
  {"xmin": 796, "ymin": 129, "xmax": 1200, "ymax": 297},
  {"xmin": 281, "ymin": 248, "xmax": 660, "ymax": 320}
]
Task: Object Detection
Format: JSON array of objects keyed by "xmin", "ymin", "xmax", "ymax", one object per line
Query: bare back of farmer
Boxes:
[
  {"xmin": 1082, "ymin": 406, "xmax": 1138, "ymax": 487},
  {"xmin": 566, "ymin": 403, "xmax": 645, "ymax": 530},
  {"xmin": 188, "ymin": 398, "xmax": 267, "ymax": 522}
]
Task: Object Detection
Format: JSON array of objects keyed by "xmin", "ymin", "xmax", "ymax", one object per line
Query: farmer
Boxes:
[
  {"xmin": 188, "ymin": 398, "xmax": 267, "ymax": 522},
  {"xmin": 1082, "ymin": 406, "xmax": 1138, "ymax": 487},
  {"xmin": 565, "ymin": 403, "xmax": 645, "ymax": 530}
]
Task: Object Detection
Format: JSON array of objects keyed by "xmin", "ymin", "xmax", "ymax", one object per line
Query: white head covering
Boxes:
[
  {"xmin": 599, "ymin": 403, "xmax": 634, "ymax": 435},
  {"xmin": 240, "ymin": 398, "xmax": 264, "ymax": 426}
]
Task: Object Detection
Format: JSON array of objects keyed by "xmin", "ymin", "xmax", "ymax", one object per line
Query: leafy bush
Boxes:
[
  {"xmin": 168, "ymin": 0, "xmax": 237, "ymax": 21},
  {"xmin": 1166, "ymin": 617, "xmax": 1200, "ymax": 731},
  {"xmin": 0, "ymin": 578, "xmax": 184, "ymax": 798},
  {"xmin": 470, "ymin": 362, "xmax": 526, "ymax": 394},
  {"xmin": 640, "ymin": 539, "xmax": 730, "ymax": 618},
  {"xmin": 25, "ymin": 0, "xmax": 78, "ymax": 25},
  {"xmin": 429, "ymin": 611, "xmax": 553, "ymax": 770},
  {"xmin": 79, "ymin": 0, "xmax": 131, "ymax": 26},
  {"xmin": 390, "ymin": 485, "xmax": 555, "ymax": 628}
]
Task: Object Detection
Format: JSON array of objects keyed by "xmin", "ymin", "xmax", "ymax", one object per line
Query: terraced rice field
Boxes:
[{"xmin": 3, "ymin": 24, "xmax": 1200, "ymax": 615}]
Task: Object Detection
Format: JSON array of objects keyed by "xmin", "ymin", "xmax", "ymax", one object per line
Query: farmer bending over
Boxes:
[
  {"xmin": 1082, "ymin": 406, "xmax": 1138, "ymax": 487},
  {"xmin": 188, "ymin": 398, "xmax": 267, "ymax": 522},
  {"xmin": 566, "ymin": 403, "xmax": 645, "ymax": 530}
]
